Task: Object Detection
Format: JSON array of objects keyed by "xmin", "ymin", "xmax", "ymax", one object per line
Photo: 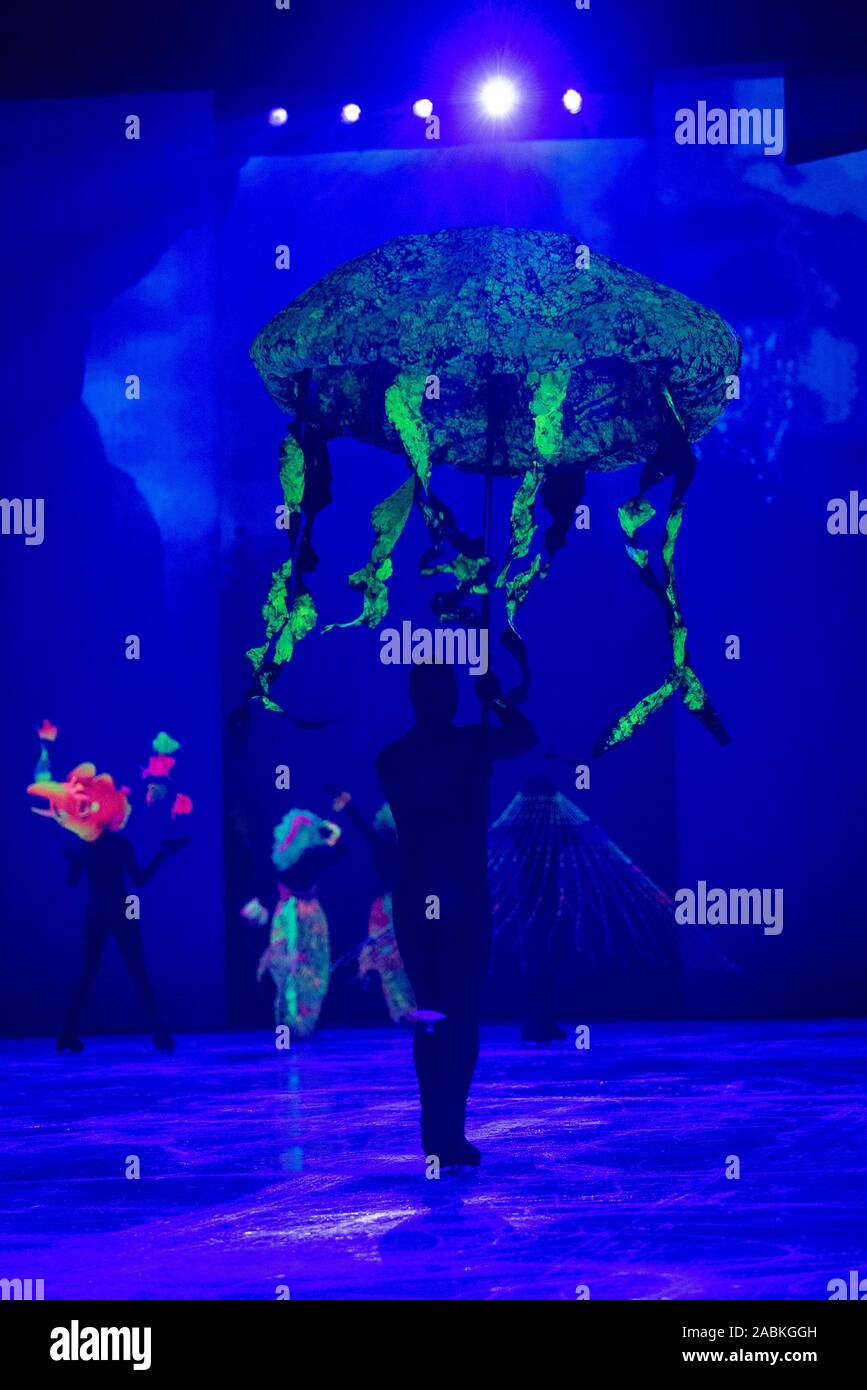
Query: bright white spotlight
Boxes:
[
  {"xmin": 412, "ymin": 98, "xmax": 434, "ymax": 119},
  {"xmin": 479, "ymin": 76, "xmax": 518, "ymax": 118},
  {"xmin": 340, "ymin": 103, "xmax": 362, "ymax": 124},
  {"xmin": 562, "ymin": 89, "xmax": 583, "ymax": 115},
  {"xmin": 267, "ymin": 107, "xmax": 288, "ymax": 127}
]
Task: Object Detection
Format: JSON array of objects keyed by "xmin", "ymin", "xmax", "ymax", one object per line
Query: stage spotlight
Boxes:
[
  {"xmin": 479, "ymin": 76, "xmax": 518, "ymax": 119},
  {"xmin": 340, "ymin": 103, "xmax": 362, "ymax": 124},
  {"xmin": 267, "ymin": 108, "xmax": 288, "ymax": 127},
  {"xmin": 562, "ymin": 89, "xmax": 583, "ymax": 115},
  {"xmin": 413, "ymin": 98, "xmax": 434, "ymax": 119}
]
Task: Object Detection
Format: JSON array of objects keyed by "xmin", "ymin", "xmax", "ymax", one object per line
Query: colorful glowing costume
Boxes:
[
  {"xmin": 247, "ymin": 809, "xmax": 341, "ymax": 1038},
  {"xmin": 26, "ymin": 722, "xmax": 187, "ymax": 1052},
  {"xmin": 28, "ymin": 761, "xmax": 132, "ymax": 841},
  {"xmin": 140, "ymin": 731, "xmax": 193, "ymax": 820},
  {"xmin": 257, "ymin": 885, "xmax": 331, "ymax": 1037},
  {"xmin": 353, "ymin": 804, "xmax": 415, "ymax": 1025},
  {"xmin": 248, "ymin": 227, "xmax": 738, "ymax": 752},
  {"xmin": 357, "ymin": 893, "xmax": 415, "ymax": 1022}
]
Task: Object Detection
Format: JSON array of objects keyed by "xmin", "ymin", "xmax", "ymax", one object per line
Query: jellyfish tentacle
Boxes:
[
  {"xmin": 385, "ymin": 371, "xmax": 483, "ymax": 616},
  {"xmin": 492, "ymin": 463, "xmax": 545, "ymax": 668},
  {"xmin": 319, "ymin": 368, "xmax": 429, "ymax": 635},
  {"xmin": 322, "ymin": 475, "xmax": 416, "ymax": 633},
  {"xmin": 384, "ymin": 370, "xmax": 432, "ymax": 491},
  {"xmin": 295, "ymin": 430, "xmax": 333, "ymax": 585},
  {"xmin": 279, "ymin": 429, "xmax": 306, "ymax": 519},
  {"xmin": 597, "ymin": 388, "xmax": 728, "ymax": 753},
  {"xmin": 496, "ymin": 463, "xmax": 543, "ymax": 619},
  {"xmin": 660, "ymin": 496, "xmax": 729, "ymax": 743},
  {"xmin": 656, "ymin": 392, "xmax": 728, "ymax": 741},
  {"xmin": 383, "ymin": 372, "xmax": 493, "ymax": 621},
  {"xmin": 417, "ymin": 488, "xmax": 490, "ymax": 622},
  {"xmin": 596, "ymin": 671, "xmax": 681, "ymax": 751},
  {"xmin": 247, "ymin": 430, "xmax": 321, "ymax": 711},
  {"xmin": 491, "ymin": 369, "xmax": 579, "ymax": 699},
  {"xmin": 498, "ymin": 462, "xmax": 588, "ymax": 703},
  {"xmin": 508, "ymin": 464, "xmax": 543, "ymax": 562},
  {"xmin": 495, "ymin": 366, "xmax": 572, "ymax": 627}
]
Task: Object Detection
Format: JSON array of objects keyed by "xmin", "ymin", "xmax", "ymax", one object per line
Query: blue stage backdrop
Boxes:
[
  {"xmin": 1, "ymin": 72, "xmax": 865, "ymax": 1035},
  {"xmin": 0, "ymin": 94, "xmax": 226, "ymax": 1035}
]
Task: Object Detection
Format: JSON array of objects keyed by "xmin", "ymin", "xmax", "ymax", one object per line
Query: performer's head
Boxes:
[
  {"xmin": 272, "ymin": 809, "xmax": 341, "ymax": 871},
  {"xmin": 409, "ymin": 662, "xmax": 459, "ymax": 728},
  {"xmin": 28, "ymin": 763, "xmax": 132, "ymax": 842}
]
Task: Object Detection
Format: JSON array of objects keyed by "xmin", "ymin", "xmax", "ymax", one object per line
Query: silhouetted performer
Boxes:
[
  {"xmin": 377, "ymin": 665, "xmax": 536, "ymax": 1165},
  {"xmin": 58, "ymin": 834, "xmax": 187, "ymax": 1053}
]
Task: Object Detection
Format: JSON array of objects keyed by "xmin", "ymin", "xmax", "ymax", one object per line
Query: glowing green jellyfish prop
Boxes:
[{"xmin": 248, "ymin": 227, "xmax": 740, "ymax": 750}]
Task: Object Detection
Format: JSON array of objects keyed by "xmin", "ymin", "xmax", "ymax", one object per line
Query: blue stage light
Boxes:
[
  {"xmin": 562, "ymin": 89, "xmax": 583, "ymax": 115},
  {"xmin": 413, "ymin": 98, "xmax": 434, "ymax": 119},
  {"xmin": 340, "ymin": 103, "xmax": 362, "ymax": 124},
  {"xmin": 267, "ymin": 108, "xmax": 288, "ymax": 127},
  {"xmin": 479, "ymin": 77, "xmax": 518, "ymax": 119}
]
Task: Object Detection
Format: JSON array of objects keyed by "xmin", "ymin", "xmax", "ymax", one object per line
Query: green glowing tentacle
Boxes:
[
  {"xmin": 273, "ymin": 591, "xmax": 318, "ymax": 665},
  {"xmin": 598, "ymin": 396, "xmax": 728, "ymax": 752},
  {"xmin": 279, "ymin": 432, "xmax": 306, "ymax": 513},
  {"xmin": 661, "ymin": 383, "xmax": 685, "ymax": 430},
  {"xmin": 599, "ymin": 674, "xmax": 681, "ymax": 750},
  {"xmin": 415, "ymin": 487, "xmax": 491, "ymax": 622},
  {"xmin": 501, "ymin": 553, "xmax": 542, "ymax": 625},
  {"xmin": 247, "ymin": 433, "xmax": 320, "ymax": 709},
  {"xmin": 507, "ymin": 465, "xmax": 543, "ymax": 561},
  {"xmin": 495, "ymin": 465, "xmax": 545, "ymax": 628},
  {"xmin": 323, "ymin": 476, "xmax": 416, "ymax": 632},
  {"xmin": 596, "ymin": 489, "xmax": 684, "ymax": 750},
  {"xmin": 420, "ymin": 547, "xmax": 489, "ymax": 592},
  {"xmin": 384, "ymin": 372, "xmax": 432, "ymax": 491},
  {"xmin": 663, "ymin": 504, "xmax": 687, "ymax": 671},
  {"xmin": 495, "ymin": 367, "xmax": 570, "ymax": 629},
  {"xmin": 661, "ymin": 503, "xmax": 722, "ymax": 732},
  {"xmin": 618, "ymin": 495, "xmax": 656, "ymax": 544}
]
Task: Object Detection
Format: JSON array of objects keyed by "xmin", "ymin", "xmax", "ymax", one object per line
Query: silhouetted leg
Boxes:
[
  {"xmin": 395, "ymin": 884, "xmax": 489, "ymax": 1158},
  {"xmin": 392, "ymin": 884, "xmax": 449, "ymax": 1152},
  {"xmin": 412, "ymin": 1025, "xmax": 447, "ymax": 1152},
  {"xmin": 438, "ymin": 907, "xmax": 489, "ymax": 1145},
  {"xmin": 438, "ymin": 1016, "xmax": 480, "ymax": 1142},
  {"xmin": 60, "ymin": 914, "xmax": 110, "ymax": 1040},
  {"xmin": 410, "ymin": 1016, "xmax": 478, "ymax": 1153},
  {"xmin": 113, "ymin": 922, "xmax": 166, "ymax": 1037}
]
